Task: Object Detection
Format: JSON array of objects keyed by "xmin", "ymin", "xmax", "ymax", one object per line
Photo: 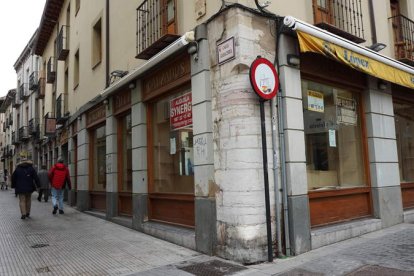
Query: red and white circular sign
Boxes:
[{"xmin": 249, "ymin": 57, "xmax": 279, "ymax": 100}]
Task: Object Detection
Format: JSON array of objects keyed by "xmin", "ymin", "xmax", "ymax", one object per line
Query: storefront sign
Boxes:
[
  {"xmin": 297, "ymin": 31, "xmax": 414, "ymax": 89},
  {"xmin": 86, "ymin": 105, "xmax": 106, "ymax": 127},
  {"xmin": 249, "ymin": 57, "xmax": 279, "ymax": 100},
  {"xmin": 45, "ymin": 118, "xmax": 56, "ymax": 135},
  {"xmin": 217, "ymin": 37, "xmax": 235, "ymax": 65},
  {"xmin": 170, "ymin": 93, "xmax": 192, "ymax": 130},
  {"xmin": 143, "ymin": 54, "xmax": 191, "ymax": 100},
  {"xmin": 113, "ymin": 90, "xmax": 131, "ymax": 114},
  {"xmin": 307, "ymin": 90, "xmax": 324, "ymax": 113}
]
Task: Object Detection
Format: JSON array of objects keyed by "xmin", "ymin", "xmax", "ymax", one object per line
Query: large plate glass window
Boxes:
[
  {"xmin": 150, "ymin": 88, "xmax": 194, "ymax": 194},
  {"xmin": 394, "ymin": 100, "xmax": 414, "ymax": 182},
  {"xmin": 302, "ymin": 80, "xmax": 366, "ymax": 190}
]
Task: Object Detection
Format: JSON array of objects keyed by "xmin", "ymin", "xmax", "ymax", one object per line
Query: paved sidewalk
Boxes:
[
  {"xmin": 239, "ymin": 222, "xmax": 414, "ymax": 276},
  {"xmin": 0, "ymin": 190, "xmax": 206, "ymax": 275},
  {"xmin": 1, "ymin": 189, "xmax": 414, "ymax": 276}
]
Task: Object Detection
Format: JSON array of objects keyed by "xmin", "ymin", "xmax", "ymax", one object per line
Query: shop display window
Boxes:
[
  {"xmin": 120, "ymin": 114, "xmax": 132, "ymax": 192},
  {"xmin": 150, "ymin": 89, "xmax": 194, "ymax": 194},
  {"xmin": 92, "ymin": 125, "xmax": 106, "ymax": 191},
  {"xmin": 302, "ymin": 80, "xmax": 366, "ymax": 190},
  {"xmin": 394, "ymin": 101, "xmax": 414, "ymax": 182}
]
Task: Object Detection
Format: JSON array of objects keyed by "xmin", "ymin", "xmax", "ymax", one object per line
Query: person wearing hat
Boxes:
[
  {"xmin": 11, "ymin": 157, "xmax": 40, "ymax": 219},
  {"xmin": 48, "ymin": 158, "xmax": 71, "ymax": 214}
]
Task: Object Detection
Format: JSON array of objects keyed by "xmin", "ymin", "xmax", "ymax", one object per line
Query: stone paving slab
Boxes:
[
  {"xmin": 0, "ymin": 190, "xmax": 203, "ymax": 275},
  {"xmin": 241, "ymin": 223, "xmax": 414, "ymax": 276},
  {"xmin": 2, "ymin": 189, "xmax": 414, "ymax": 276}
]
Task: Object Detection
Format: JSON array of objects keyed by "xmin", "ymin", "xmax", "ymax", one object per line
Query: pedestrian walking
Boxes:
[
  {"xmin": 49, "ymin": 158, "xmax": 71, "ymax": 215},
  {"xmin": 37, "ymin": 165, "xmax": 50, "ymax": 202},
  {"xmin": 0, "ymin": 170, "xmax": 5, "ymax": 190},
  {"xmin": 11, "ymin": 158, "xmax": 40, "ymax": 219}
]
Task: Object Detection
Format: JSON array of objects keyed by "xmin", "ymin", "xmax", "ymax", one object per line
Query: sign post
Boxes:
[{"xmin": 249, "ymin": 56, "xmax": 279, "ymax": 262}]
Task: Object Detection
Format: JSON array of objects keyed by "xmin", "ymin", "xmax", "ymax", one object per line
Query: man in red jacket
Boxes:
[{"xmin": 48, "ymin": 158, "xmax": 71, "ymax": 215}]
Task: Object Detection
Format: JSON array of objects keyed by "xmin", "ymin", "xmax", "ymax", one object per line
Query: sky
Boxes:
[{"xmin": 0, "ymin": 0, "xmax": 46, "ymax": 97}]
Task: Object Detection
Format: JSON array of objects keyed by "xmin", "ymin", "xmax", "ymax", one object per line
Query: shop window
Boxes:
[
  {"xmin": 92, "ymin": 125, "xmax": 106, "ymax": 191},
  {"xmin": 150, "ymin": 89, "xmax": 194, "ymax": 194},
  {"xmin": 119, "ymin": 114, "xmax": 132, "ymax": 192},
  {"xmin": 394, "ymin": 101, "xmax": 414, "ymax": 182},
  {"xmin": 302, "ymin": 80, "xmax": 366, "ymax": 190}
]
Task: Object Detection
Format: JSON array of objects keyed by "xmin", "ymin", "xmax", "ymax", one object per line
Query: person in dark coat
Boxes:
[
  {"xmin": 37, "ymin": 165, "xmax": 50, "ymax": 202},
  {"xmin": 11, "ymin": 159, "xmax": 40, "ymax": 219}
]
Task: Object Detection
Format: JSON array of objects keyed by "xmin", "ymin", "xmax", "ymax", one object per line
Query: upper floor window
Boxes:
[
  {"xmin": 75, "ymin": 0, "xmax": 80, "ymax": 16},
  {"xmin": 74, "ymin": 49, "xmax": 80, "ymax": 89},
  {"xmin": 92, "ymin": 18, "xmax": 102, "ymax": 68}
]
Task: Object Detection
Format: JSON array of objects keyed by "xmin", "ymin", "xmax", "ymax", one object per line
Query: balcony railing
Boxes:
[
  {"xmin": 313, "ymin": 0, "xmax": 365, "ymax": 43},
  {"xmin": 29, "ymin": 118, "xmax": 39, "ymax": 134},
  {"xmin": 19, "ymin": 126, "xmax": 30, "ymax": 142},
  {"xmin": 19, "ymin": 83, "xmax": 29, "ymax": 100},
  {"xmin": 37, "ymin": 77, "xmax": 46, "ymax": 99},
  {"xmin": 57, "ymin": 25, "xmax": 70, "ymax": 60},
  {"xmin": 29, "ymin": 71, "xmax": 39, "ymax": 90},
  {"xmin": 47, "ymin": 57, "xmax": 56, "ymax": 83},
  {"xmin": 13, "ymin": 95, "xmax": 21, "ymax": 108},
  {"xmin": 390, "ymin": 14, "xmax": 414, "ymax": 65},
  {"xmin": 56, "ymin": 93, "xmax": 69, "ymax": 124},
  {"xmin": 136, "ymin": 0, "xmax": 180, "ymax": 59},
  {"xmin": 12, "ymin": 131, "xmax": 19, "ymax": 145}
]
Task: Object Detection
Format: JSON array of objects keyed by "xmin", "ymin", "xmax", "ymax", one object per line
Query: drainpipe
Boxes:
[
  {"xmin": 254, "ymin": 0, "xmax": 290, "ymax": 258},
  {"xmin": 105, "ymin": 0, "xmax": 110, "ymax": 88},
  {"xmin": 368, "ymin": 0, "xmax": 377, "ymax": 44},
  {"xmin": 274, "ymin": 18, "xmax": 291, "ymax": 257}
]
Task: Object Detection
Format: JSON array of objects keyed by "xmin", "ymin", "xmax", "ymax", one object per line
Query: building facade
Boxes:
[{"xmin": 1, "ymin": 0, "xmax": 414, "ymax": 264}]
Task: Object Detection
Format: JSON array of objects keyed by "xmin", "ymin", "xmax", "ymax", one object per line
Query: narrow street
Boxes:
[
  {"xmin": 1, "ymin": 189, "xmax": 414, "ymax": 276},
  {"xmin": 0, "ymin": 189, "xmax": 245, "ymax": 275}
]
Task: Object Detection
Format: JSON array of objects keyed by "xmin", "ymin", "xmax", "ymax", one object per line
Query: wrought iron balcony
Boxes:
[
  {"xmin": 390, "ymin": 14, "xmax": 414, "ymax": 66},
  {"xmin": 56, "ymin": 93, "xmax": 69, "ymax": 124},
  {"xmin": 57, "ymin": 25, "xmax": 70, "ymax": 60},
  {"xmin": 12, "ymin": 131, "xmax": 19, "ymax": 145},
  {"xmin": 19, "ymin": 126, "xmax": 30, "ymax": 142},
  {"xmin": 29, "ymin": 71, "xmax": 39, "ymax": 90},
  {"xmin": 19, "ymin": 83, "xmax": 29, "ymax": 100},
  {"xmin": 29, "ymin": 118, "xmax": 39, "ymax": 134},
  {"xmin": 47, "ymin": 56, "xmax": 56, "ymax": 83},
  {"xmin": 37, "ymin": 77, "xmax": 46, "ymax": 99},
  {"xmin": 12, "ymin": 96, "xmax": 21, "ymax": 108},
  {"xmin": 312, "ymin": 0, "xmax": 365, "ymax": 43},
  {"xmin": 136, "ymin": 0, "xmax": 180, "ymax": 59}
]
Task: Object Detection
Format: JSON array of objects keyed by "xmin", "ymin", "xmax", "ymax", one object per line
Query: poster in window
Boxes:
[
  {"xmin": 170, "ymin": 93, "xmax": 192, "ymax": 130},
  {"xmin": 336, "ymin": 96, "xmax": 357, "ymax": 125},
  {"xmin": 307, "ymin": 90, "xmax": 324, "ymax": 113}
]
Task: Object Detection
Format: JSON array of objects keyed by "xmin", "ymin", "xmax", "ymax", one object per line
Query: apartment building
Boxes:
[
  {"xmin": 1, "ymin": 0, "xmax": 414, "ymax": 264},
  {"xmin": 0, "ymin": 90, "xmax": 16, "ymax": 176}
]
